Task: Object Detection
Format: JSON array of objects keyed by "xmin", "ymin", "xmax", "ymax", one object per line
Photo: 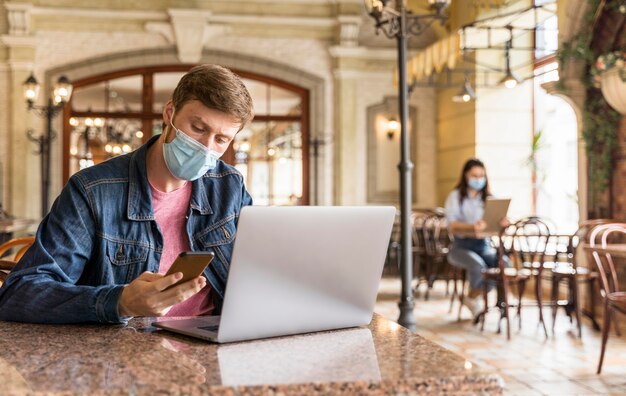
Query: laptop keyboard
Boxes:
[{"xmin": 198, "ymin": 325, "xmax": 219, "ymax": 332}]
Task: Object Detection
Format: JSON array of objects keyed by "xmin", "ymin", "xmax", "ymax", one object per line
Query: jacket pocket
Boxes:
[
  {"xmin": 105, "ymin": 240, "xmax": 150, "ymax": 283},
  {"xmin": 194, "ymin": 215, "xmax": 237, "ymax": 289},
  {"xmin": 195, "ymin": 215, "xmax": 237, "ymax": 248}
]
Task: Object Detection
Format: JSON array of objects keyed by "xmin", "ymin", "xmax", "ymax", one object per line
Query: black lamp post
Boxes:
[
  {"xmin": 23, "ymin": 74, "xmax": 73, "ymax": 217},
  {"xmin": 365, "ymin": 0, "xmax": 450, "ymax": 331}
]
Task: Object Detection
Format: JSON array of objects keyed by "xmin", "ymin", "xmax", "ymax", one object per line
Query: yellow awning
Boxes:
[
  {"xmin": 404, "ymin": 31, "xmax": 461, "ymax": 84},
  {"xmin": 398, "ymin": 2, "xmax": 556, "ymax": 85}
]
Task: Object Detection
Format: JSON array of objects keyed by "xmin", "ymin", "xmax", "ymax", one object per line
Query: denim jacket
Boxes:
[{"xmin": 0, "ymin": 135, "xmax": 252, "ymax": 324}]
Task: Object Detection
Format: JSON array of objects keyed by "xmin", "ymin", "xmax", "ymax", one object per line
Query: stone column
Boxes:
[
  {"xmin": 332, "ymin": 68, "xmax": 361, "ymax": 205},
  {"xmin": 0, "ymin": 3, "xmax": 39, "ymax": 220},
  {"xmin": 555, "ymin": 0, "xmax": 590, "ymax": 223},
  {"xmin": 330, "ymin": 16, "xmax": 364, "ymax": 205}
]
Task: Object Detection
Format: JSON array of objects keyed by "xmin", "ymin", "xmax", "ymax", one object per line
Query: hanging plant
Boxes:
[{"xmin": 591, "ymin": 51, "xmax": 626, "ymax": 87}]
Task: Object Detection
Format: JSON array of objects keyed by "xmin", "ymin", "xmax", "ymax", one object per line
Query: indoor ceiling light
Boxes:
[
  {"xmin": 452, "ymin": 78, "xmax": 477, "ymax": 102},
  {"xmin": 500, "ymin": 70, "xmax": 523, "ymax": 89},
  {"xmin": 499, "ymin": 26, "xmax": 524, "ymax": 89}
]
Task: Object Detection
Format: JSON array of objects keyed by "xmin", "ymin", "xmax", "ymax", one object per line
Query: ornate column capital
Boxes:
[
  {"xmin": 336, "ymin": 15, "xmax": 362, "ymax": 47},
  {"xmin": 145, "ymin": 9, "xmax": 231, "ymax": 63},
  {"xmin": 5, "ymin": 2, "xmax": 33, "ymax": 36}
]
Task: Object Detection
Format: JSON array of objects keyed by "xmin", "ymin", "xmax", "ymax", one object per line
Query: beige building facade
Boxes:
[
  {"xmin": 0, "ymin": 0, "xmax": 590, "ymax": 228},
  {"xmin": 0, "ymin": 0, "xmax": 441, "ymax": 223}
]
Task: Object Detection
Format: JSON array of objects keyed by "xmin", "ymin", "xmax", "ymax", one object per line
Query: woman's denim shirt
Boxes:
[{"xmin": 0, "ymin": 136, "xmax": 252, "ymax": 323}]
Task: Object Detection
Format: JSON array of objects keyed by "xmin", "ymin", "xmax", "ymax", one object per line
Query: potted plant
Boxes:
[{"xmin": 592, "ymin": 51, "xmax": 626, "ymax": 114}]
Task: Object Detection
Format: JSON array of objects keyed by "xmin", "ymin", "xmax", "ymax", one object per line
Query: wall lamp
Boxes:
[{"xmin": 386, "ymin": 117, "xmax": 400, "ymax": 140}]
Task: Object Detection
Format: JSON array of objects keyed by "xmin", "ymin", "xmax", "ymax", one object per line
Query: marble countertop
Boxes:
[{"xmin": 0, "ymin": 314, "xmax": 502, "ymax": 395}]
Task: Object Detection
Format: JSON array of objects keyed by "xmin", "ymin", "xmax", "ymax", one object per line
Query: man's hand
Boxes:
[{"xmin": 117, "ymin": 271, "xmax": 207, "ymax": 317}]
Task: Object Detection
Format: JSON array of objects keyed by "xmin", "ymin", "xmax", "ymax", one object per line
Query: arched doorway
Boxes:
[{"xmin": 62, "ymin": 65, "xmax": 309, "ymax": 205}]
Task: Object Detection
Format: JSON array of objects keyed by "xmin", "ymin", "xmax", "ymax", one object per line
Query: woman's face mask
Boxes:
[
  {"xmin": 163, "ymin": 114, "xmax": 222, "ymax": 181},
  {"xmin": 467, "ymin": 177, "xmax": 487, "ymax": 191}
]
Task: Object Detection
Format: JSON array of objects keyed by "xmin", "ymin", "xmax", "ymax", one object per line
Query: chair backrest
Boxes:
[
  {"xmin": 571, "ymin": 219, "xmax": 620, "ymax": 269},
  {"xmin": 421, "ymin": 215, "xmax": 449, "ymax": 258},
  {"xmin": 510, "ymin": 216, "xmax": 553, "ymax": 271},
  {"xmin": 411, "ymin": 210, "xmax": 440, "ymax": 254},
  {"xmin": 577, "ymin": 219, "xmax": 620, "ymax": 239},
  {"xmin": 544, "ymin": 233, "xmax": 573, "ymax": 266},
  {"xmin": 0, "ymin": 236, "xmax": 35, "ymax": 284},
  {"xmin": 588, "ymin": 223, "xmax": 626, "ymax": 298},
  {"xmin": 496, "ymin": 224, "xmax": 518, "ymax": 270},
  {"xmin": 0, "ymin": 236, "xmax": 35, "ymax": 262}
]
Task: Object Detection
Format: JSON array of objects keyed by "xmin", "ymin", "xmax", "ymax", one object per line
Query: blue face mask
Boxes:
[
  {"xmin": 467, "ymin": 177, "xmax": 486, "ymax": 191},
  {"xmin": 163, "ymin": 116, "xmax": 222, "ymax": 181}
]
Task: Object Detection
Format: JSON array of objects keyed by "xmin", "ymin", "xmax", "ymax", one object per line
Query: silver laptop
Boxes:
[
  {"xmin": 483, "ymin": 198, "xmax": 511, "ymax": 233},
  {"xmin": 153, "ymin": 205, "xmax": 396, "ymax": 343}
]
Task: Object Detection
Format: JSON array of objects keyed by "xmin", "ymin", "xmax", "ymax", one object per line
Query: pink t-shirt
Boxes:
[{"xmin": 150, "ymin": 181, "xmax": 214, "ymax": 317}]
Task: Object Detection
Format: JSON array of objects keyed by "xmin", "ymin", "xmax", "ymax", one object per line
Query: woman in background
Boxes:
[{"xmin": 445, "ymin": 158, "xmax": 508, "ymax": 319}]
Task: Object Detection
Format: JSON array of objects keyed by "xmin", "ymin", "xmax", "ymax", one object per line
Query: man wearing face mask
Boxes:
[
  {"xmin": 444, "ymin": 158, "xmax": 509, "ymax": 319},
  {"xmin": 0, "ymin": 64, "xmax": 254, "ymax": 323}
]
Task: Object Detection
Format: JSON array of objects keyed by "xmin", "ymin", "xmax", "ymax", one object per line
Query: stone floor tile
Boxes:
[
  {"xmin": 503, "ymin": 379, "xmax": 546, "ymax": 396},
  {"xmin": 526, "ymin": 380, "xmax": 598, "ymax": 395},
  {"xmin": 375, "ymin": 278, "xmax": 626, "ymax": 394},
  {"xmin": 571, "ymin": 378, "xmax": 626, "ymax": 394}
]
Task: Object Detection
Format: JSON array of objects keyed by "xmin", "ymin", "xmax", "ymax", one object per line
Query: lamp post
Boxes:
[
  {"xmin": 365, "ymin": 0, "xmax": 449, "ymax": 331},
  {"xmin": 23, "ymin": 74, "xmax": 73, "ymax": 217}
]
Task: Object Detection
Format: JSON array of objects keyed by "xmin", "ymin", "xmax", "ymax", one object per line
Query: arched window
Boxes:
[{"xmin": 63, "ymin": 65, "xmax": 309, "ymax": 205}]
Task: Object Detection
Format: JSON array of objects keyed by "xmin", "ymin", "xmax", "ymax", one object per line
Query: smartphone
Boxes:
[{"xmin": 164, "ymin": 251, "xmax": 214, "ymax": 290}]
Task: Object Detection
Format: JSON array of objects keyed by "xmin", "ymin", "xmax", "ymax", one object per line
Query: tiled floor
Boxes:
[{"xmin": 374, "ymin": 277, "xmax": 626, "ymax": 396}]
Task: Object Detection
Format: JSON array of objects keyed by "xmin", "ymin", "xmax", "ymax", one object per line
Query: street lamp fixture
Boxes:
[
  {"xmin": 22, "ymin": 73, "xmax": 73, "ymax": 217},
  {"xmin": 365, "ymin": 0, "xmax": 449, "ymax": 37},
  {"xmin": 365, "ymin": 0, "xmax": 450, "ymax": 331}
]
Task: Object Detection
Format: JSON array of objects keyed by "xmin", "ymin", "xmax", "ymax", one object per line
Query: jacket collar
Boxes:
[{"xmin": 127, "ymin": 135, "xmax": 213, "ymax": 221}]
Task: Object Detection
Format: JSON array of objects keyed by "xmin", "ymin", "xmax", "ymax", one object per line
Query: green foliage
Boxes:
[
  {"xmin": 525, "ymin": 129, "xmax": 548, "ymax": 195},
  {"xmin": 582, "ymin": 91, "xmax": 621, "ymax": 199},
  {"xmin": 556, "ymin": 0, "xmax": 623, "ymax": 204},
  {"xmin": 525, "ymin": 129, "xmax": 544, "ymax": 174}
]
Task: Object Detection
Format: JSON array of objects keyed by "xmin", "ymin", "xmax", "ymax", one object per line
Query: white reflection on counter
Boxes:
[{"xmin": 218, "ymin": 327, "xmax": 380, "ymax": 386}]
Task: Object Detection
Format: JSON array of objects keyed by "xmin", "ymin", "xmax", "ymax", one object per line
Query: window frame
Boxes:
[{"xmin": 62, "ymin": 65, "xmax": 310, "ymax": 205}]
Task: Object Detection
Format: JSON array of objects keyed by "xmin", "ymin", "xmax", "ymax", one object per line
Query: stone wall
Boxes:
[{"xmin": 0, "ymin": 1, "xmax": 440, "ymax": 223}]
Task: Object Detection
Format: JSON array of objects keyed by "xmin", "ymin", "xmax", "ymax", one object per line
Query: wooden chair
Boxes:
[
  {"xmin": 588, "ymin": 223, "xmax": 626, "ymax": 374},
  {"xmin": 549, "ymin": 219, "xmax": 615, "ymax": 338},
  {"xmin": 509, "ymin": 216, "xmax": 553, "ymax": 338},
  {"xmin": 411, "ymin": 211, "xmax": 429, "ymax": 290},
  {"xmin": 480, "ymin": 224, "xmax": 531, "ymax": 339},
  {"xmin": 419, "ymin": 215, "xmax": 452, "ymax": 300},
  {"xmin": 0, "ymin": 236, "xmax": 35, "ymax": 284},
  {"xmin": 449, "ymin": 265, "xmax": 467, "ymax": 321},
  {"xmin": 383, "ymin": 212, "xmax": 402, "ymax": 277},
  {"xmin": 383, "ymin": 210, "xmax": 430, "ymax": 282}
]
